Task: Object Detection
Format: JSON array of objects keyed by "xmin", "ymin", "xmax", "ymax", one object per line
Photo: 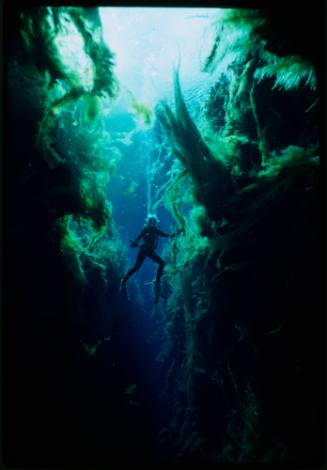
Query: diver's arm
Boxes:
[
  {"xmin": 156, "ymin": 229, "xmax": 170, "ymax": 238},
  {"xmin": 171, "ymin": 228, "xmax": 184, "ymax": 237},
  {"xmin": 135, "ymin": 229, "xmax": 145, "ymax": 242},
  {"xmin": 130, "ymin": 229, "xmax": 145, "ymax": 247},
  {"xmin": 157, "ymin": 228, "xmax": 184, "ymax": 238}
]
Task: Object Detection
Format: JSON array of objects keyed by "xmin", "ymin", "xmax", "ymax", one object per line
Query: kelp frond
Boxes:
[
  {"xmin": 203, "ymin": 9, "xmax": 266, "ymax": 74},
  {"xmin": 255, "ymin": 55, "xmax": 317, "ymax": 91}
]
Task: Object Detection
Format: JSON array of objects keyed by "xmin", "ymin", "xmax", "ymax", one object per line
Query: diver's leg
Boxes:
[
  {"xmin": 122, "ymin": 249, "xmax": 146, "ymax": 284},
  {"xmin": 148, "ymin": 251, "xmax": 166, "ymax": 283},
  {"xmin": 147, "ymin": 251, "xmax": 165, "ymax": 304}
]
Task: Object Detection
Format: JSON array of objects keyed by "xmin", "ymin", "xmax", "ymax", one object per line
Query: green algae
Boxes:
[
  {"xmin": 155, "ymin": 8, "xmax": 320, "ymax": 463},
  {"xmin": 10, "ymin": 6, "xmax": 123, "ymax": 289}
]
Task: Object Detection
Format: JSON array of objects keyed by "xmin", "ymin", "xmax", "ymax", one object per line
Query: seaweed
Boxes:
[
  {"xmin": 156, "ymin": 70, "xmax": 234, "ymax": 221},
  {"xmin": 204, "ymin": 9, "xmax": 317, "ymax": 92},
  {"xmin": 203, "ymin": 9, "xmax": 266, "ymax": 74},
  {"xmin": 255, "ymin": 54, "xmax": 317, "ymax": 91},
  {"xmin": 7, "ymin": 6, "xmax": 126, "ymax": 325},
  {"xmin": 17, "ymin": 7, "xmax": 118, "ymax": 170},
  {"xmin": 155, "ymin": 8, "xmax": 321, "ymax": 465}
]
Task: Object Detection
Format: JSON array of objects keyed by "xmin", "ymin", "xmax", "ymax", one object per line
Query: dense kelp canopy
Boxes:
[
  {"xmin": 7, "ymin": 7, "xmax": 123, "ymax": 287},
  {"xmin": 153, "ymin": 9, "xmax": 322, "ymax": 463}
]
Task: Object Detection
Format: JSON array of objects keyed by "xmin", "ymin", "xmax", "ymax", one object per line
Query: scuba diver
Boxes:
[{"xmin": 121, "ymin": 214, "xmax": 183, "ymax": 303}]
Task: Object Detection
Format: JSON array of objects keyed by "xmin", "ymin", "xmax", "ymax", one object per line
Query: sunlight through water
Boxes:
[{"xmin": 99, "ymin": 7, "xmax": 219, "ymax": 105}]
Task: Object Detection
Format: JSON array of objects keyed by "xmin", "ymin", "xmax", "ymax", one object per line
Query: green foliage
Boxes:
[
  {"xmin": 53, "ymin": 212, "xmax": 124, "ymax": 288},
  {"xmin": 204, "ymin": 8, "xmax": 317, "ymax": 92},
  {"xmin": 19, "ymin": 8, "xmax": 69, "ymax": 82},
  {"xmin": 18, "ymin": 7, "xmax": 118, "ymax": 170},
  {"xmin": 128, "ymin": 91, "xmax": 153, "ymax": 126},
  {"xmin": 80, "ymin": 336, "xmax": 111, "ymax": 356},
  {"xmin": 85, "ymin": 94, "xmax": 101, "ymax": 122},
  {"xmin": 11, "ymin": 7, "xmax": 125, "ymax": 283},
  {"xmin": 123, "ymin": 181, "xmax": 139, "ymax": 195},
  {"xmin": 156, "ymin": 71, "xmax": 234, "ymax": 219},
  {"xmin": 157, "ymin": 11, "xmax": 320, "ymax": 463},
  {"xmin": 19, "ymin": 7, "xmax": 117, "ymax": 96},
  {"xmin": 81, "ymin": 339, "xmax": 103, "ymax": 356},
  {"xmin": 257, "ymin": 145, "xmax": 319, "ymax": 180},
  {"xmin": 54, "ymin": 215, "xmax": 87, "ymax": 286},
  {"xmin": 223, "ymin": 374, "xmax": 261, "ymax": 463},
  {"xmin": 157, "ymin": 71, "xmax": 221, "ymax": 177},
  {"xmin": 57, "ymin": 98, "xmax": 121, "ymax": 230},
  {"xmin": 255, "ymin": 55, "xmax": 317, "ymax": 91},
  {"xmin": 223, "ymin": 59, "xmax": 256, "ymax": 137},
  {"xmin": 203, "ymin": 9, "xmax": 266, "ymax": 74}
]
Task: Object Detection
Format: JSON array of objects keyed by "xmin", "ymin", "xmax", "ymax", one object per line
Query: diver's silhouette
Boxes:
[{"xmin": 121, "ymin": 214, "xmax": 183, "ymax": 302}]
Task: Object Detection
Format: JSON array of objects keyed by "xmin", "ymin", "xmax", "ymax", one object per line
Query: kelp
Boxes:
[
  {"xmin": 9, "ymin": 6, "xmax": 123, "ymax": 288},
  {"xmin": 52, "ymin": 212, "xmax": 124, "ymax": 289},
  {"xmin": 66, "ymin": 7, "xmax": 118, "ymax": 97},
  {"xmin": 19, "ymin": 7, "xmax": 117, "ymax": 96},
  {"xmin": 254, "ymin": 54, "xmax": 317, "ymax": 91},
  {"xmin": 18, "ymin": 7, "xmax": 118, "ymax": 169},
  {"xmin": 222, "ymin": 375, "xmax": 261, "ymax": 463},
  {"xmin": 53, "ymin": 215, "xmax": 88, "ymax": 287},
  {"xmin": 156, "ymin": 42, "xmax": 319, "ymax": 232},
  {"xmin": 128, "ymin": 90, "xmax": 153, "ymax": 126},
  {"xmin": 203, "ymin": 9, "xmax": 266, "ymax": 74},
  {"xmin": 36, "ymin": 96, "xmax": 119, "ymax": 239},
  {"xmin": 203, "ymin": 8, "xmax": 317, "ymax": 92},
  {"xmin": 157, "ymin": 9, "xmax": 320, "ymax": 464},
  {"xmin": 156, "ymin": 70, "xmax": 234, "ymax": 221}
]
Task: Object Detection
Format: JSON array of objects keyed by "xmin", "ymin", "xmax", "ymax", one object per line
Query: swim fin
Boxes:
[{"xmin": 119, "ymin": 279, "xmax": 129, "ymax": 300}]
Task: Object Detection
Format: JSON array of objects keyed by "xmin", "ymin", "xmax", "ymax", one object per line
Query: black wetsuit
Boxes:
[{"xmin": 122, "ymin": 225, "xmax": 169, "ymax": 284}]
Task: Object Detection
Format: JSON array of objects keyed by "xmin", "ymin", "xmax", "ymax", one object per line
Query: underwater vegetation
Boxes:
[
  {"xmin": 8, "ymin": 6, "xmax": 122, "ymax": 292},
  {"xmin": 128, "ymin": 90, "xmax": 153, "ymax": 126},
  {"xmin": 5, "ymin": 7, "xmax": 150, "ymax": 466},
  {"xmin": 5, "ymin": 4, "xmax": 324, "ymax": 468},
  {"xmin": 154, "ymin": 7, "xmax": 322, "ymax": 466}
]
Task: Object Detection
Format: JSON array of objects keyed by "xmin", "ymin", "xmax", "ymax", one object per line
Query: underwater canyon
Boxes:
[{"xmin": 4, "ymin": 4, "xmax": 325, "ymax": 467}]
